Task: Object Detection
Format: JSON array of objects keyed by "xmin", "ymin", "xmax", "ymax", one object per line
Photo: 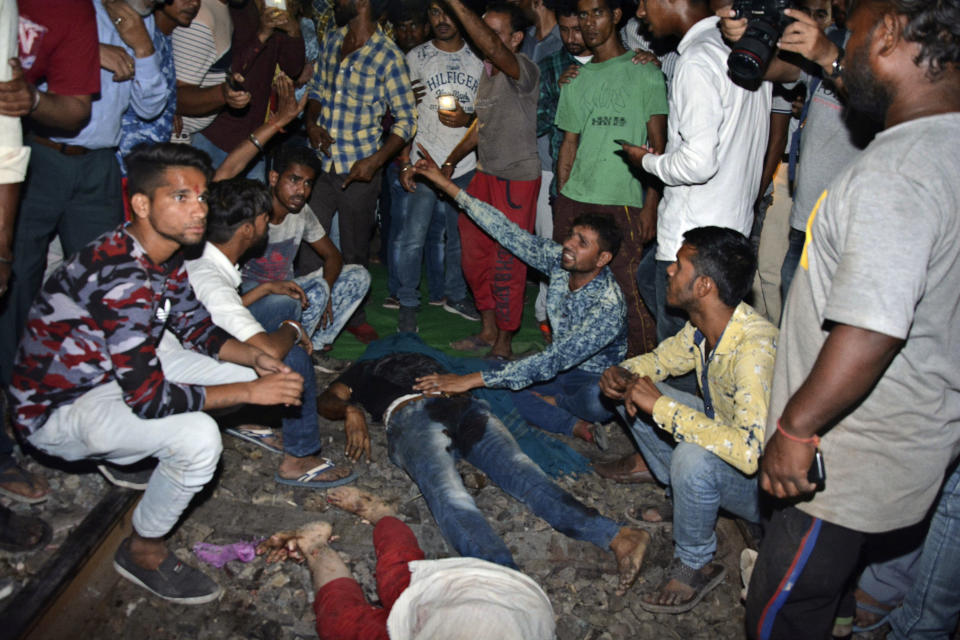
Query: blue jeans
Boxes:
[
  {"xmin": 779, "ymin": 227, "xmax": 805, "ymax": 305},
  {"xmin": 623, "ymin": 382, "xmax": 760, "ymax": 569},
  {"xmin": 887, "ymin": 463, "xmax": 960, "ymax": 639},
  {"xmin": 511, "ymin": 368, "xmax": 613, "ymax": 437},
  {"xmin": 635, "ymin": 245, "xmax": 697, "ymax": 395},
  {"xmin": 385, "ymin": 164, "xmax": 444, "ymax": 300},
  {"xmin": 241, "ymin": 264, "xmax": 370, "ymax": 350},
  {"xmin": 277, "ymin": 345, "xmax": 322, "ymax": 457},
  {"xmin": 192, "ymin": 131, "xmax": 266, "ymax": 182},
  {"xmin": 395, "ymin": 171, "xmax": 472, "ymax": 308},
  {"xmin": 387, "ymin": 396, "xmax": 621, "ymax": 567}
]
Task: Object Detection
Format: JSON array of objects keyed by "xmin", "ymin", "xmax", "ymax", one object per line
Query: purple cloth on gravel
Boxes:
[{"xmin": 193, "ymin": 540, "xmax": 264, "ymax": 568}]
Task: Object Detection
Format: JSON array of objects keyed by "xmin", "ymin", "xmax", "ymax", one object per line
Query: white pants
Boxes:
[
  {"xmin": 534, "ymin": 169, "xmax": 555, "ymax": 323},
  {"xmin": 28, "ymin": 347, "xmax": 256, "ymax": 538}
]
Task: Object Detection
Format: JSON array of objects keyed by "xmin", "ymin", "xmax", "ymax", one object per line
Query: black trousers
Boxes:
[{"xmin": 745, "ymin": 505, "xmax": 865, "ymax": 640}]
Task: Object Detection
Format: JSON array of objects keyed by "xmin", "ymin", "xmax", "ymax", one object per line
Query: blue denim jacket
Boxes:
[{"xmin": 454, "ymin": 191, "xmax": 627, "ymax": 390}]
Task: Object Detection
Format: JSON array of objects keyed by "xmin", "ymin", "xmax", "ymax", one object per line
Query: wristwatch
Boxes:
[{"xmin": 828, "ymin": 46, "xmax": 845, "ymax": 79}]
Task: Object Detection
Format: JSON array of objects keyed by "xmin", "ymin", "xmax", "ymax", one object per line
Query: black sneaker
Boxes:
[
  {"xmin": 398, "ymin": 306, "xmax": 418, "ymax": 333},
  {"xmin": 114, "ymin": 538, "xmax": 222, "ymax": 605},
  {"xmin": 443, "ymin": 298, "xmax": 481, "ymax": 322},
  {"xmin": 382, "ymin": 295, "xmax": 400, "ymax": 310},
  {"xmin": 98, "ymin": 459, "xmax": 158, "ymax": 490}
]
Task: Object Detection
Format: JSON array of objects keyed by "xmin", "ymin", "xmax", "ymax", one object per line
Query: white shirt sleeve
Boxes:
[{"xmin": 187, "ymin": 259, "xmax": 266, "ymax": 342}]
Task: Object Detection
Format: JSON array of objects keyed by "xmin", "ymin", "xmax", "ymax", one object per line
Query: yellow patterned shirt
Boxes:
[{"xmin": 620, "ymin": 302, "xmax": 777, "ymax": 474}]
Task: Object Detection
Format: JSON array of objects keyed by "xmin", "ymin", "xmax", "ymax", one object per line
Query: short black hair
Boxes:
[
  {"xmin": 484, "ymin": 1, "xmax": 529, "ymax": 33},
  {"xmin": 555, "ymin": 0, "xmax": 579, "ymax": 17},
  {"xmin": 269, "ymin": 145, "xmax": 322, "ymax": 179},
  {"xmin": 125, "ymin": 143, "xmax": 213, "ymax": 199},
  {"xmin": 371, "ymin": 0, "xmax": 390, "ymax": 20},
  {"xmin": 390, "ymin": 0, "xmax": 429, "ymax": 24},
  {"xmin": 205, "ymin": 178, "xmax": 272, "ymax": 245},
  {"xmin": 571, "ymin": 213, "xmax": 622, "ymax": 257},
  {"xmin": 681, "ymin": 226, "xmax": 756, "ymax": 307},
  {"xmin": 589, "ymin": 0, "xmax": 624, "ymax": 11}
]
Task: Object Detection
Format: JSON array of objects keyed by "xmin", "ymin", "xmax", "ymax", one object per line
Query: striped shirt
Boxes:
[
  {"xmin": 308, "ymin": 25, "xmax": 417, "ymax": 175},
  {"xmin": 171, "ymin": 0, "xmax": 232, "ymax": 136}
]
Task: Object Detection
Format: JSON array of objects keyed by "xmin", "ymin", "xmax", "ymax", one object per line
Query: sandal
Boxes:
[
  {"xmin": 275, "ymin": 459, "xmax": 359, "ymax": 489},
  {"xmin": 225, "ymin": 426, "xmax": 284, "ymax": 455},
  {"xmin": 625, "ymin": 503, "xmax": 673, "ymax": 528},
  {"xmin": 0, "ymin": 505, "xmax": 52, "ymax": 553},
  {"xmin": 639, "ymin": 557, "xmax": 727, "ymax": 614},
  {"xmin": 0, "ymin": 460, "xmax": 50, "ymax": 504}
]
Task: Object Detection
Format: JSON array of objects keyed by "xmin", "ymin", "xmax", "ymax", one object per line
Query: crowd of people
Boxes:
[{"xmin": 0, "ymin": 0, "xmax": 957, "ymax": 638}]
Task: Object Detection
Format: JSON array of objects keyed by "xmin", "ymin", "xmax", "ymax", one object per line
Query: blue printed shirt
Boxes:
[{"xmin": 453, "ymin": 191, "xmax": 627, "ymax": 390}]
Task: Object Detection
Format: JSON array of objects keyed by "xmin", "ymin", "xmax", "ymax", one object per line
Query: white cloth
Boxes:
[
  {"xmin": 186, "ymin": 242, "xmax": 266, "ymax": 342},
  {"xmin": 386, "ymin": 557, "xmax": 556, "ymax": 640},
  {"xmin": 406, "ymin": 41, "xmax": 483, "ymax": 180},
  {"xmin": 641, "ymin": 16, "xmax": 771, "ymax": 262},
  {"xmin": 0, "ymin": 0, "xmax": 29, "ymax": 184}
]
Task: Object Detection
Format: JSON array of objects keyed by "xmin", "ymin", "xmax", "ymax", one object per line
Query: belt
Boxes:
[
  {"xmin": 383, "ymin": 393, "xmax": 429, "ymax": 429},
  {"xmin": 31, "ymin": 136, "xmax": 94, "ymax": 156}
]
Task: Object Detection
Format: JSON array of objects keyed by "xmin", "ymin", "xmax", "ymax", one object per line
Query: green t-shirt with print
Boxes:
[{"xmin": 555, "ymin": 51, "xmax": 668, "ymax": 207}]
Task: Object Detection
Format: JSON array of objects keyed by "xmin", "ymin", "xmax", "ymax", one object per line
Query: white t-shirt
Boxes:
[
  {"xmin": 406, "ymin": 41, "xmax": 483, "ymax": 179},
  {"xmin": 241, "ymin": 203, "xmax": 327, "ymax": 283},
  {"xmin": 641, "ymin": 16, "xmax": 772, "ymax": 262},
  {"xmin": 186, "ymin": 242, "xmax": 265, "ymax": 342}
]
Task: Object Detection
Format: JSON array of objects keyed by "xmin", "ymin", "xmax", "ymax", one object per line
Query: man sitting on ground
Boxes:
[
  {"xmin": 257, "ymin": 486, "xmax": 557, "ymax": 640},
  {"xmin": 598, "ymin": 226, "xmax": 777, "ymax": 613},
  {"xmin": 240, "ymin": 146, "xmax": 371, "ymax": 353},
  {"xmin": 186, "ymin": 177, "xmax": 361, "ymax": 488},
  {"xmin": 8, "ymin": 143, "xmax": 305, "ymax": 604},
  {"xmin": 316, "ymin": 350, "xmax": 650, "ymax": 595},
  {"xmin": 409, "ymin": 147, "xmax": 626, "ymax": 448}
]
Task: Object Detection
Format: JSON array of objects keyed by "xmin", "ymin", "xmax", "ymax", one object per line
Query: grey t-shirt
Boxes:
[
  {"xmin": 475, "ymin": 53, "xmax": 541, "ymax": 182},
  {"xmin": 789, "ymin": 33, "xmax": 879, "ymax": 230},
  {"xmin": 770, "ymin": 113, "xmax": 960, "ymax": 533}
]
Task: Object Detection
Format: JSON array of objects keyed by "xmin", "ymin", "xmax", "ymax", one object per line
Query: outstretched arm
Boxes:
[{"xmin": 317, "ymin": 382, "xmax": 371, "ymax": 462}]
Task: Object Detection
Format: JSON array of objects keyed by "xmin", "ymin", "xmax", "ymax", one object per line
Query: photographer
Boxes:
[{"xmin": 719, "ymin": 2, "xmax": 879, "ymax": 302}]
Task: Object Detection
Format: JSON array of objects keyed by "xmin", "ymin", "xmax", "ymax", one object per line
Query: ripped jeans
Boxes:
[{"xmin": 387, "ymin": 395, "xmax": 621, "ymax": 567}]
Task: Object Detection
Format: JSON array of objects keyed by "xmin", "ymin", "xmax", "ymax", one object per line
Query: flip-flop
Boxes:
[
  {"xmin": 853, "ymin": 601, "xmax": 894, "ymax": 633},
  {"xmin": 225, "ymin": 427, "xmax": 283, "ymax": 455},
  {"xmin": 590, "ymin": 423, "xmax": 609, "ymax": 451},
  {"xmin": 0, "ymin": 461, "xmax": 49, "ymax": 504},
  {"xmin": 639, "ymin": 558, "xmax": 727, "ymax": 614},
  {"xmin": 449, "ymin": 335, "xmax": 493, "ymax": 352},
  {"xmin": 0, "ymin": 506, "xmax": 52, "ymax": 553},
  {"xmin": 624, "ymin": 504, "xmax": 673, "ymax": 529},
  {"xmin": 274, "ymin": 459, "xmax": 359, "ymax": 489}
]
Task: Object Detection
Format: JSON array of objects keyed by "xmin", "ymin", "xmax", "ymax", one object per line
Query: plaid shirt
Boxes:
[
  {"xmin": 308, "ymin": 25, "xmax": 416, "ymax": 175},
  {"xmin": 537, "ymin": 48, "xmax": 583, "ymax": 194}
]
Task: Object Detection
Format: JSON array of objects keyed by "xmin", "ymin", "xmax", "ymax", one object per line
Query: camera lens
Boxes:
[{"xmin": 727, "ymin": 19, "xmax": 781, "ymax": 84}]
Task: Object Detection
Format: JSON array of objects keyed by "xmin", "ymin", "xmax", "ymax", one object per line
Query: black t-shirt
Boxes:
[{"xmin": 334, "ymin": 353, "xmax": 449, "ymax": 421}]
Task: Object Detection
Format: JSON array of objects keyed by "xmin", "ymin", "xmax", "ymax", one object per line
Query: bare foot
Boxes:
[
  {"xmin": 641, "ymin": 562, "xmax": 724, "ymax": 608},
  {"xmin": 257, "ymin": 521, "xmax": 334, "ymax": 564},
  {"xmin": 326, "ymin": 486, "xmax": 397, "ymax": 524},
  {"xmin": 571, "ymin": 420, "xmax": 594, "ymax": 443},
  {"xmin": 277, "ymin": 455, "xmax": 352, "ymax": 483},
  {"xmin": 610, "ymin": 527, "xmax": 651, "ymax": 596},
  {"xmin": 449, "ymin": 334, "xmax": 494, "ymax": 352}
]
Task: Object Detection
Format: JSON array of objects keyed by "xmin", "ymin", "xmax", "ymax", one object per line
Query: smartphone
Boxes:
[
  {"xmin": 807, "ymin": 447, "xmax": 826, "ymax": 491},
  {"xmin": 613, "ymin": 139, "xmax": 634, "ymax": 146},
  {"xmin": 265, "ymin": 0, "xmax": 287, "ymax": 9}
]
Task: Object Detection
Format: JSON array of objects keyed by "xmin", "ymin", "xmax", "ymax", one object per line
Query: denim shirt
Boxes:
[{"xmin": 453, "ymin": 191, "xmax": 627, "ymax": 390}]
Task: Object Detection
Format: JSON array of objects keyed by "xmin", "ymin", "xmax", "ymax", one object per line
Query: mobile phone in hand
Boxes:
[
  {"xmin": 265, "ymin": 0, "xmax": 287, "ymax": 9},
  {"xmin": 226, "ymin": 74, "xmax": 245, "ymax": 92},
  {"xmin": 807, "ymin": 447, "xmax": 826, "ymax": 491}
]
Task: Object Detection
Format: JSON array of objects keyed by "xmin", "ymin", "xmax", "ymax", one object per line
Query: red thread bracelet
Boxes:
[{"xmin": 777, "ymin": 419, "xmax": 820, "ymax": 447}]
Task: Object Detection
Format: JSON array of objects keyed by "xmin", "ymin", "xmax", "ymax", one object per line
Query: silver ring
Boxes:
[{"xmin": 114, "ymin": 16, "xmax": 123, "ymax": 25}]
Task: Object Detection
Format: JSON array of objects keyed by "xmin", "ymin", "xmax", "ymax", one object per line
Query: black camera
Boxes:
[{"xmin": 727, "ymin": 0, "xmax": 796, "ymax": 85}]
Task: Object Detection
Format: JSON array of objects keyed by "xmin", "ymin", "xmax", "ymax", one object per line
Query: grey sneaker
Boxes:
[
  {"xmin": 114, "ymin": 538, "xmax": 222, "ymax": 605},
  {"xmin": 98, "ymin": 460, "xmax": 157, "ymax": 490},
  {"xmin": 398, "ymin": 306, "xmax": 418, "ymax": 333},
  {"xmin": 443, "ymin": 298, "xmax": 481, "ymax": 322},
  {"xmin": 427, "ymin": 297, "xmax": 446, "ymax": 306},
  {"xmin": 382, "ymin": 295, "xmax": 400, "ymax": 310}
]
